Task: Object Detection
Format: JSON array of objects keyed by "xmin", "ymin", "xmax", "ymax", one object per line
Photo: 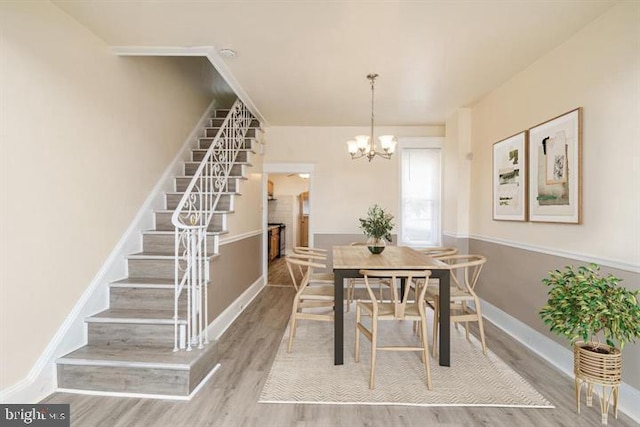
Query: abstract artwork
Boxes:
[
  {"xmin": 528, "ymin": 108, "xmax": 581, "ymax": 223},
  {"xmin": 493, "ymin": 132, "xmax": 527, "ymax": 221}
]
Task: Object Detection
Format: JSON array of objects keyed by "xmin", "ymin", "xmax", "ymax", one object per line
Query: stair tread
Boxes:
[
  {"xmin": 110, "ymin": 278, "xmax": 175, "ymax": 286},
  {"xmin": 155, "ymin": 209, "xmax": 234, "ymax": 214},
  {"xmin": 142, "ymin": 230, "xmax": 227, "ymax": 236},
  {"xmin": 202, "ymin": 126, "xmax": 260, "ymax": 130},
  {"xmin": 192, "ymin": 148, "xmax": 253, "ymax": 152},
  {"xmin": 185, "ymin": 160, "xmax": 252, "ymax": 166},
  {"xmin": 57, "ymin": 344, "xmax": 211, "ymax": 368},
  {"xmin": 127, "ymin": 251, "xmax": 216, "ymax": 259},
  {"xmin": 175, "ymin": 175, "xmax": 246, "ymax": 179},
  {"xmin": 87, "ymin": 308, "xmax": 181, "ymax": 323},
  {"xmin": 166, "ymin": 191, "xmax": 239, "ymax": 196}
]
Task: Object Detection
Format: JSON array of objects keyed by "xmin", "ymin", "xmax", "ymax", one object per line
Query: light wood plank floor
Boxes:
[{"xmin": 42, "ymin": 283, "xmax": 638, "ymax": 426}]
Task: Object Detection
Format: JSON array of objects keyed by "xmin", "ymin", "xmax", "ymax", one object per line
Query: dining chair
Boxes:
[
  {"xmin": 424, "ymin": 254, "xmax": 488, "ymax": 357},
  {"xmin": 419, "ymin": 246, "xmax": 458, "ymax": 258},
  {"xmin": 286, "ymin": 251, "xmax": 333, "ymax": 291},
  {"xmin": 411, "ymin": 246, "xmax": 459, "ymax": 307},
  {"xmin": 286, "ymin": 257, "xmax": 334, "ymax": 352},
  {"xmin": 294, "ymin": 246, "xmax": 328, "ymax": 256},
  {"xmin": 355, "ymin": 269, "xmax": 433, "ymax": 390},
  {"xmin": 345, "ymin": 242, "xmax": 391, "ymax": 311}
]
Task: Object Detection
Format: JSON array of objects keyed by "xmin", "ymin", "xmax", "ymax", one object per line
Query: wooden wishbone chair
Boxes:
[
  {"xmin": 285, "ymin": 252, "xmax": 331, "ymax": 291},
  {"xmin": 286, "ymin": 257, "xmax": 335, "ymax": 352},
  {"xmin": 345, "ymin": 242, "xmax": 392, "ymax": 310},
  {"xmin": 355, "ymin": 269, "xmax": 433, "ymax": 390},
  {"xmin": 292, "ymin": 246, "xmax": 329, "ymax": 277},
  {"xmin": 419, "ymin": 246, "xmax": 458, "ymax": 258},
  {"xmin": 425, "ymin": 254, "xmax": 488, "ymax": 357},
  {"xmin": 411, "ymin": 246, "xmax": 459, "ymax": 304}
]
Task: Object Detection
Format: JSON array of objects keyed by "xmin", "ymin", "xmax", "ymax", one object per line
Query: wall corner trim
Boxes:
[
  {"xmin": 481, "ymin": 298, "xmax": 640, "ymax": 423},
  {"xmin": 0, "ymin": 100, "xmax": 218, "ymax": 404}
]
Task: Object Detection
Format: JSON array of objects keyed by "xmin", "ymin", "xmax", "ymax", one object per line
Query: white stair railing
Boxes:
[{"xmin": 171, "ymin": 99, "xmax": 254, "ymax": 351}]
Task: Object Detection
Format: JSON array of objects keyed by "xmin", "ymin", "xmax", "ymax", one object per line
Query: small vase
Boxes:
[{"xmin": 367, "ymin": 237, "xmax": 386, "ymax": 254}]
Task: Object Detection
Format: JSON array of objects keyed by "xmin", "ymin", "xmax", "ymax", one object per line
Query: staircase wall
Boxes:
[
  {"xmin": 0, "ymin": 1, "xmax": 232, "ymax": 401},
  {"xmin": 208, "ymin": 233, "xmax": 265, "ymax": 341}
]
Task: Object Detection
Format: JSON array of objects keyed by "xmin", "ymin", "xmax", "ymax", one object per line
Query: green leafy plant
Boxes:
[
  {"xmin": 539, "ymin": 264, "xmax": 640, "ymax": 350},
  {"xmin": 358, "ymin": 204, "xmax": 394, "ymax": 242}
]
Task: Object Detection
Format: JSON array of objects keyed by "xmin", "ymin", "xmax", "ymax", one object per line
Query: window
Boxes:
[{"xmin": 399, "ymin": 140, "xmax": 442, "ymax": 246}]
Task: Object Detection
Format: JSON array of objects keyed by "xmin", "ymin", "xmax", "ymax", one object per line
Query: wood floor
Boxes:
[{"xmin": 42, "ymin": 263, "xmax": 638, "ymax": 426}]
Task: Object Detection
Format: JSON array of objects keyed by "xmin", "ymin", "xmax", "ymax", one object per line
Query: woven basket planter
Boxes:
[{"xmin": 573, "ymin": 341, "xmax": 622, "ymax": 425}]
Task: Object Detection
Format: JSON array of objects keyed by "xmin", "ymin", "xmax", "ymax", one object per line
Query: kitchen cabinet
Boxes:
[
  {"xmin": 299, "ymin": 191, "xmax": 309, "ymax": 247},
  {"xmin": 269, "ymin": 227, "xmax": 279, "ymax": 261}
]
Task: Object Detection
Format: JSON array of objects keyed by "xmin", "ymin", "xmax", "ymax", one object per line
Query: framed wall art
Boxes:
[
  {"xmin": 493, "ymin": 131, "xmax": 527, "ymax": 221},
  {"xmin": 528, "ymin": 108, "xmax": 581, "ymax": 223}
]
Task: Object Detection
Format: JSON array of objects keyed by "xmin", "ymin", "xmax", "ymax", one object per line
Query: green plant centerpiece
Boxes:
[
  {"xmin": 539, "ymin": 263, "xmax": 640, "ymax": 424},
  {"xmin": 358, "ymin": 204, "xmax": 394, "ymax": 254}
]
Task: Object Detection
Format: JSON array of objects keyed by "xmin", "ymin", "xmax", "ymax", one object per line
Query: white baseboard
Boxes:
[
  {"xmin": 480, "ymin": 299, "xmax": 640, "ymax": 423},
  {"xmin": 207, "ymin": 275, "xmax": 266, "ymax": 341},
  {"xmin": 0, "ymin": 100, "xmax": 218, "ymax": 405}
]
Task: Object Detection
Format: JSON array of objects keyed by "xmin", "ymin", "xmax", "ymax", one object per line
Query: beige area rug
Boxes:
[{"xmin": 259, "ymin": 308, "xmax": 554, "ymax": 408}]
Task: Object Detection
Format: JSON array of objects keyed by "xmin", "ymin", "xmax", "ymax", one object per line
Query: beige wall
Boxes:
[
  {"xmin": 225, "ymin": 169, "xmax": 264, "ymax": 237},
  {"xmin": 443, "ymin": 108, "xmax": 472, "ymax": 238},
  {"xmin": 0, "ymin": 2, "xmax": 219, "ymax": 388},
  {"xmin": 209, "ymin": 235, "xmax": 263, "ymax": 322},
  {"xmin": 263, "ymin": 125, "xmax": 444, "ymax": 235},
  {"xmin": 467, "ymin": 2, "xmax": 639, "ymax": 388},
  {"xmin": 469, "ymin": 2, "xmax": 639, "ymax": 266}
]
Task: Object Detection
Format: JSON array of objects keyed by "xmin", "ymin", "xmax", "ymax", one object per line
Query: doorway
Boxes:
[{"xmin": 263, "ymin": 165, "xmax": 313, "ymax": 286}]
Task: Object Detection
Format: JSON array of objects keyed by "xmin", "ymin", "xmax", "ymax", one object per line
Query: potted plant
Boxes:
[
  {"xmin": 358, "ymin": 204, "xmax": 394, "ymax": 254},
  {"xmin": 539, "ymin": 263, "xmax": 640, "ymax": 424}
]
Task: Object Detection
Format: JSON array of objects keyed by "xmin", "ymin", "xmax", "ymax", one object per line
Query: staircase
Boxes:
[{"xmin": 56, "ymin": 103, "xmax": 260, "ymax": 398}]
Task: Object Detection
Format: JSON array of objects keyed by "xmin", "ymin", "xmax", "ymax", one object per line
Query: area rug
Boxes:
[{"xmin": 259, "ymin": 308, "xmax": 553, "ymax": 408}]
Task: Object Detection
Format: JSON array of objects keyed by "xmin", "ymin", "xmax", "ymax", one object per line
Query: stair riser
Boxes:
[
  {"xmin": 199, "ymin": 138, "xmax": 252, "ymax": 150},
  {"xmin": 110, "ymin": 288, "xmax": 187, "ymax": 311},
  {"xmin": 128, "ymin": 258, "xmax": 189, "ymax": 280},
  {"xmin": 57, "ymin": 364, "xmax": 190, "ymax": 396},
  {"xmin": 142, "ymin": 233, "xmax": 216, "ymax": 254},
  {"xmin": 184, "ymin": 163, "xmax": 245, "ymax": 177},
  {"xmin": 209, "ymin": 118, "xmax": 260, "ymax": 128},
  {"xmin": 154, "ymin": 212, "xmax": 224, "ymax": 232},
  {"xmin": 213, "ymin": 109, "xmax": 230, "ymax": 118},
  {"xmin": 88, "ymin": 323, "xmax": 175, "ymax": 346},
  {"xmin": 189, "ymin": 341, "xmax": 220, "ymax": 391},
  {"xmin": 192, "ymin": 149, "xmax": 250, "ymax": 163},
  {"xmin": 205, "ymin": 127, "xmax": 256, "ymax": 138},
  {"xmin": 175, "ymin": 177, "xmax": 238, "ymax": 193},
  {"xmin": 165, "ymin": 194, "xmax": 232, "ymax": 211}
]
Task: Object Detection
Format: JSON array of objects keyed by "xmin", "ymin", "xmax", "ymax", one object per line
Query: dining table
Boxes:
[{"xmin": 332, "ymin": 245, "xmax": 452, "ymax": 366}]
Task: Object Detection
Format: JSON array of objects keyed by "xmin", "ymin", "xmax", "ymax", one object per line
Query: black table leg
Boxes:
[
  {"xmin": 438, "ymin": 269, "xmax": 450, "ymax": 366},
  {"xmin": 334, "ymin": 269, "xmax": 345, "ymax": 365}
]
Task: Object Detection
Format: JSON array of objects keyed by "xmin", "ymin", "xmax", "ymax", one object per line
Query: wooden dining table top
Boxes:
[{"xmin": 332, "ymin": 245, "xmax": 450, "ymax": 270}]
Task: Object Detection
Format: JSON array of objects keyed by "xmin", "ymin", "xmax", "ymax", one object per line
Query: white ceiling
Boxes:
[{"xmin": 53, "ymin": 0, "xmax": 615, "ymax": 126}]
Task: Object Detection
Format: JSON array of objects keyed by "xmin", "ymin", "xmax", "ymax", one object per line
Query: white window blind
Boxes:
[{"xmin": 400, "ymin": 147, "xmax": 441, "ymax": 246}]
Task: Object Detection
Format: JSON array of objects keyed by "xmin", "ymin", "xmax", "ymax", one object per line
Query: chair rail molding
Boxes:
[{"xmin": 446, "ymin": 232, "xmax": 639, "ymax": 274}]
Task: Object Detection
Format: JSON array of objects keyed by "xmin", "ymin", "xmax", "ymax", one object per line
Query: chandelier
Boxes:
[{"xmin": 347, "ymin": 73, "xmax": 397, "ymax": 162}]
